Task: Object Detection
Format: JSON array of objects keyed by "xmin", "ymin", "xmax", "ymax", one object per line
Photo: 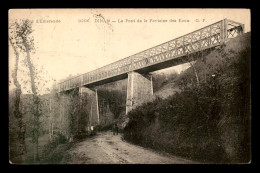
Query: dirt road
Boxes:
[{"xmin": 66, "ymin": 131, "xmax": 196, "ymax": 164}]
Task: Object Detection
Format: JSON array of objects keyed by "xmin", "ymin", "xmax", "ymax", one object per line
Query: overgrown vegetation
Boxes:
[
  {"xmin": 23, "ymin": 89, "xmax": 87, "ymax": 164},
  {"xmin": 40, "ymin": 132, "xmax": 73, "ymax": 164},
  {"xmin": 9, "ymin": 19, "xmax": 44, "ymax": 163},
  {"xmin": 97, "ymin": 87, "xmax": 127, "ymax": 130},
  {"xmin": 98, "ymin": 89, "xmax": 126, "ymax": 120},
  {"xmin": 152, "ymin": 72, "xmax": 179, "ymax": 92},
  {"xmin": 124, "ymin": 33, "xmax": 251, "ymax": 163}
]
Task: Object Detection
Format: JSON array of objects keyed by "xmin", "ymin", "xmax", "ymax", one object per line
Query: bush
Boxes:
[
  {"xmin": 41, "ymin": 132, "xmax": 72, "ymax": 164},
  {"xmin": 123, "ymin": 33, "xmax": 251, "ymax": 163},
  {"xmin": 41, "ymin": 142, "xmax": 73, "ymax": 164}
]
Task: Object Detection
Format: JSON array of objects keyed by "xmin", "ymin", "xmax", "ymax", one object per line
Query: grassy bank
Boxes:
[
  {"xmin": 25, "ymin": 133, "xmax": 74, "ymax": 164},
  {"xmin": 123, "ymin": 32, "xmax": 251, "ymax": 163}
]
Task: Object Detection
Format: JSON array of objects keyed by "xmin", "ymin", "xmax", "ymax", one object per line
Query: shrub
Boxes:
[
  {"xmin": 123, "ymin": 33, "xmax": 251, "ymax": 163},
  {"xmin": 41, "ymin": 132, "xmax": 71, "ymax": 163}
]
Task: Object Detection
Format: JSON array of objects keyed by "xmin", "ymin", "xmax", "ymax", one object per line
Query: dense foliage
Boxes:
[
  {"xmin": 98, "ymin": 89, "xmax": 126, "ymax": 120},
  {"xmin": 41, "ymin": 132, "xmax": 73, "ymax": 164},
  {"xmin": 9, "ymin": 19, "xmax": 43, "ymax": 163},
  {"xmin": 152, "ymin": 72, "xmax": 179, "ymax": 92},
  {"xmin": 124, "ymin": 33, "xmax": 251, "ymax": 163}
]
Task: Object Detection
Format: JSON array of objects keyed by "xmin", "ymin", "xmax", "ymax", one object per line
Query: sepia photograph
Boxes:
[{"xmin": 8, "ymin": 8, "xmax": 251, "ymax": 164}]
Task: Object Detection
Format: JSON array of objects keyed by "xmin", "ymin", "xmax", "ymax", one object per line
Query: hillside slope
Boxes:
[
  {"xmin": 154, "ymin": 82, "xmax": 180, "ymax": 99},
  {"xmin": 124, "ymin": 32, "xmax": 251, "ymax": 163},
  {"xmin": 154, "ymin": 32, "xmax": 251, "ymax": 99}
]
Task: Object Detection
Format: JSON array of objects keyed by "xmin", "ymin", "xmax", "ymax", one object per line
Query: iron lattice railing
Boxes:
[{"xmin": 58, "ymin": 19, "xmax": 244, "ymax": 92}]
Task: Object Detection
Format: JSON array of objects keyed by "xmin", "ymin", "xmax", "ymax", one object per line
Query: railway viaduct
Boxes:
[{"xmin": 57, "ymin": 19, "xmax": 244, "ymax": 126}]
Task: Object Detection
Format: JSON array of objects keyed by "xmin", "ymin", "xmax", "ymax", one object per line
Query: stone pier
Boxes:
[{"xmin": 126, "ymin": 72, "xmax": 153, "ymax": 114}]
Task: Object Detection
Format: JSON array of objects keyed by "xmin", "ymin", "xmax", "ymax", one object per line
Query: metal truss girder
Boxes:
[{"xmin": 58, "ymin": 19, "xmax": 244, "ymax": 93}]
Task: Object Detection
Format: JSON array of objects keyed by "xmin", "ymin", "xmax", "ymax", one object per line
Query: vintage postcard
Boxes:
[{"xmin": 8, "ymin": 8, "xmax": 251, "ymax": 164}]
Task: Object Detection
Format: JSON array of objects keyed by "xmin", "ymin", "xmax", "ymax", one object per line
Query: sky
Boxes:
[{"xmin": 8, "ymin": 9, "xmax": 251, "ymax": 95}]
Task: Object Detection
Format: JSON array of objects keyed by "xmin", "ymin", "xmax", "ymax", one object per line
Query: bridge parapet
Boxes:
[{"xmin": 58, "ymin": 19, "xmax": 244, "ymax": 93}]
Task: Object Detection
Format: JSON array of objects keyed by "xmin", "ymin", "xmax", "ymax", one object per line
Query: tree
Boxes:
[
  {"xmin": 9, "ymin": 20, "xmax": 25, "ymax": 163},
  {"xmin": 9, "ymin": 19, "xmax": 41, "ymax": 162},
  {"xmin": 98, "ymin": 89, "xmax": 126, "ymax": 120}
]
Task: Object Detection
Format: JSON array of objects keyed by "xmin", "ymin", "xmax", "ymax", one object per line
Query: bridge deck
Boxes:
[{"xmin": 58, "ymin": 19, "xmax": 244, "ymax": 93}]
